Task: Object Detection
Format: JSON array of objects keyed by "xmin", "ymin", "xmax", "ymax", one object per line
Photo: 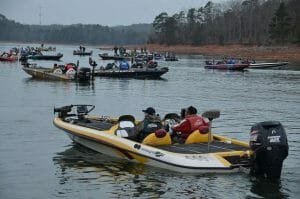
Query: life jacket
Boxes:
[
  {"xmin": 142, "ymin": 119, "xmax": 162, "ymax": 135},
  {"xmin": 186, "ymin": 115, "xmax": 207, "ymax": 132},
  {"xmin": 139, "ymin": 116, "xmax": 162, "ymax": 141},
  {"xmin": 65, "ymin": 63, "xmax": 75, "ymax": 71}
]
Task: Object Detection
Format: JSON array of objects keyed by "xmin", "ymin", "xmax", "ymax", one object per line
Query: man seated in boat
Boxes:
[
  {"xmin": 119, "ymin": 61, "xmax": 130, "ymax": 70},
  {"xmin": 171, "ymin": 106, "xmax": 209, "ymax": 142},
  {"xmin": 146, "ymin": 60, "xmax": 158, "ymax": 68},
  {"xmin": 227, "ymin": 58, "xmax": 236, "ymax": 64},
  {"xmin": 135, "ymin": 107, "xmax": 163, "ymax": 141}
]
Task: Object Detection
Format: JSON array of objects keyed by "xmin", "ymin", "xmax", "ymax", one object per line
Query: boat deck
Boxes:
[
  {"xmin": 157, "ymin": 141, "xmax": 248, "ymax": 154},
  {"xmin": 73, "ymin": 118, "xmax": 116, "ymax": 131}
]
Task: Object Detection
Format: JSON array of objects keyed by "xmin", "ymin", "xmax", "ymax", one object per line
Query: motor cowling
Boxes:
[
  {"xmin": 77, "ymin": 67, "xmax": 91, "ymax": 81},
  {"xmin": 250, "ymin": 121, "xmax": 288, "ymax": 179}
]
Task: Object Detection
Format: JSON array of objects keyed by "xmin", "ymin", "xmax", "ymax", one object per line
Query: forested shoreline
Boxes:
[
  {"xmin": 0, "ymin": 0, "xmax": 299, "ymax": 46},
  {"xmin": 0, "ymin": 14, "xmax": 152, "ymax": 45},
  {"xmin": 150, "ymin": 0, "xmax": 300, "ymax": 45}
]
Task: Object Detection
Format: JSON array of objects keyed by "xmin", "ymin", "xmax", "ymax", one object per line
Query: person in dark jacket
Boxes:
[{"xmin": 136, "ymin": 107, "xmax": 162, "ymax": 141}]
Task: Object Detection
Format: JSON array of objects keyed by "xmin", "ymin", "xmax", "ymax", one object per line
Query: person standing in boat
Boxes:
[
  {"xmin": 114, "ymin": 46, "xmax": 118, "ymax": 56},
  {"xmin": 136, "ymin": 107, "xmax": 162, "ymax": 141},
  {"xmin": 171, "ymin": 106, "xmax": 209, "ymax": 141}
]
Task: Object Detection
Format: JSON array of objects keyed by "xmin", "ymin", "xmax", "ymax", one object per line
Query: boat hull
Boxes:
[
  {"xmin": 22, "ymin": 67, "xmax": 74, "ymax": 81},
  {"xmin": 73, "ymin": 51, "xmax": 93, "ymax": 56},
  {"xmin": 0, "ymin": 56, "xmax": 17, "ymax": 62},
  {"xmin": 27, "ymin": 54, "xmax": 63, "ymax": 61},
  {"xmin": 249, "ymin": 62, "xmax": 288, "ymax": 69},
  {"xmin": 94, "ymin": 68, "xmax": 168, "ymax": 79},
  {"xmin": 99, "ymin": 54, "xmax": 131, "ymax": 61},
  {"xmin": 205, "ymin": 64, "xmax": 249, "ymax": 71}
]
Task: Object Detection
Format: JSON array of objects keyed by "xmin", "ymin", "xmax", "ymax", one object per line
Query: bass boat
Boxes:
[
  {"xmin": 22, "ymin": 62, "xmax": 94, "ymax": 82},
  {"xmin": 94, "ymin": 67, "xmax": 168, "ymax": 79},
  {"xmin": 0, "ymin": 55, "xmax": 17, "ymax": 62},
  {"xmin": 25, "ymin": 53, "xmax": 63, "ymax": 61},
  {"xmin": 73, "ymin": 50, "xmax": 93, "ymax": 56},
  {"xmin": 205, "ymin": 62, "xmax": 249, "ymax": 71},
  {"xmin": 99, "ymin": 53, "xmax": 131, "ymax": 61},
  {"xmin": 53, "ymin": 105, "xmax": 288, "ymax": 179}
]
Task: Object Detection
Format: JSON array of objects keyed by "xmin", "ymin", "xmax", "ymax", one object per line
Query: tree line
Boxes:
[
  {"xmin": 149, "ymin": 0, "xmax": 300, "ymax": 45},
  {"xmin": 0, "ymin": 14, "xmax": 152, "ymax": 45}
]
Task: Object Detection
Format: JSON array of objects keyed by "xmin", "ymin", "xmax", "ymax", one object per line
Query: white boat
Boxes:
[
  {"xmin": 249, "ymin": 62, "xmax": 289, "ymax": 69},
  {"xmin": 53, "ymin": 105, "xmax": 289, "ymax": 178}
]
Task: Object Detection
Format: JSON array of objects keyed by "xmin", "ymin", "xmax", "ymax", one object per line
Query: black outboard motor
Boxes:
[
  {"xmin": 250, "ymin": 121, "xmax": 288, "ymax": 179},
  {"xmin": 77, "ymin": 67, "xmax": 91, "ymax": 81}
]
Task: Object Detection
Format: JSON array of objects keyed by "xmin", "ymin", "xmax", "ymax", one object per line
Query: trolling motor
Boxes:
[
  {"xmin": 54, "ymin": 105, "xmax": 74, "ymax": 118},
  {"xmin": 250, "ymin": 121, "xmax": 288, "ymax": 179},
  {"xmin": 54, "ymin": 104, "xmax": 95, "ymax": 119}
]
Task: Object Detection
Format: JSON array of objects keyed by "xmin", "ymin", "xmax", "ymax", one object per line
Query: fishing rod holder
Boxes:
[{"xmin": 202, "ymin": 110, "xmax": 220, "ymax": 152}]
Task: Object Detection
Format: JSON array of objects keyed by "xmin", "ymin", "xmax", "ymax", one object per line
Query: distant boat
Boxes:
[
  {"xmin": 99, "ymin": 53, "xmax": 131, "ymax": 61},
  {"xmin": 249, "ymin": 62, "xmax": 288, "ymax": 69},
  {"xmin": 165, "ymin": 55, "xmax": 178, "ymax": 61},
  {"xmin": 94, "ymin": 67, "xmax": 169, "ymax": 79},
  {"xmin": 73, "ymin": 50, "xmax": 93, "ymax": 56},
  {"xmin": 22, "ymin": 53, "xmax": 63, "ymax": 61},
  {"xmin": 205, "ymin": 61, "xmax": 249, "ymax": 71},
  {"xmin": 0, "ymin": 54, "xmax": 17, "ymax": 62},
  {"xmin": 22, "ymin": 62, "xmax": 93, "ymax": 82}
]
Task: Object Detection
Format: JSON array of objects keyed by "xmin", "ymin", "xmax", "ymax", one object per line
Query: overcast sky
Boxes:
[{"xmin": 1, "ymin": 0, "xmax": 224, "ymax": 26}]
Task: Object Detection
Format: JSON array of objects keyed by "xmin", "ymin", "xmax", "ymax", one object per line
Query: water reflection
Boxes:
[
  {"xmin": 75, "ymin": 81, "xmax": 95, "ymax": 93},
  {"xmin": 248, "ymin": 177, "xmax": 289, "ymax": 199},
  {"xmin": 53, "ymin": 144, "xmax": 173, "ymax": 198}
]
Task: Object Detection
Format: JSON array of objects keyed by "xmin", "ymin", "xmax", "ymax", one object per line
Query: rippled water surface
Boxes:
[{"xmin": 0, "ymin": 43, "xmax": 300, "ymax": 198}]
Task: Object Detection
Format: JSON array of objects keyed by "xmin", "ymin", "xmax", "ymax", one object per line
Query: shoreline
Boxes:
[{"xmin": 127, "ymin": 44, "xmax": 300, "ymax": 69}]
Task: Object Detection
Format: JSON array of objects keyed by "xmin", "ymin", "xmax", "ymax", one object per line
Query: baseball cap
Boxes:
[{"xmin": 142, "ymin": 107, "xmax": 156, "ymax": 115}]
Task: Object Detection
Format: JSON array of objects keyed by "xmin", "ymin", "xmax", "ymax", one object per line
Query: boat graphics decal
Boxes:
[{"xmin": 134, "ymin": 144, "xmax": 165, "ymax": 158}]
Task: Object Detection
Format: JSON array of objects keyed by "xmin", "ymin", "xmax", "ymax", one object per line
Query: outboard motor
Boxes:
[
  {"xmin": 250, "ymin": 121, "xmax": 288, "ymax": 179},
  {"xmin": 77, "ymin": 67, "xmax": 91, "ymax": 81}
]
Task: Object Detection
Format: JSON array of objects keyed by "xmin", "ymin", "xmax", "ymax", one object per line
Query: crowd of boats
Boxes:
[
  {"xmin": 1, "ymin": 45, "xmax": 175, "ymax": 81},
  {"xmin": 0, "ymin": 44, "xmax": 290, "ymax": 179}
]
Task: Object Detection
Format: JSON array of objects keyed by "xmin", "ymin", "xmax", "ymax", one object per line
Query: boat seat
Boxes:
[
  {"xmin": 115, "ymin": 115, "xmax": 137, "ymax": 139},
  {"xmin": 142, "ymin": 129, "xmax": 172, "ymax": 146},
  {"xmin": 184, "ymin": 130, "xmax": 214, "ymax": 144}
]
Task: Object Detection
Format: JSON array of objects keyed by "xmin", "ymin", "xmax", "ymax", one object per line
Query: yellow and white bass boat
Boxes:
[{"xmin": 53, "ymin": 105, "xmax": 288, "ymax": 179}]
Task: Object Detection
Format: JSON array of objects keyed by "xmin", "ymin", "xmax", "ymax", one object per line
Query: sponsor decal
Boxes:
[
  {"xmin": 154, "ymin": 151, "xmax": 164, "ymax": 157},
  {"xmin": 139, "ymin": 147, "xmax": 165, "ymax": 157},
  {"xmin": 268, "ymin": 135, "xmax": 280, "ymax": 143},
  {"xmin": 184, "ymin": 155, "xmax": 209, "ymax": 161}
]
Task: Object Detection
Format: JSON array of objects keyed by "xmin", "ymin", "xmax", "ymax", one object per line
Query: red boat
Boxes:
[
  {"xmin": 205, "ymin": 61, "xmax": 249, "ymax": 71},
  {"xmin": 0, "ymin": 53, "xmax": 17, "ymax": 62}
]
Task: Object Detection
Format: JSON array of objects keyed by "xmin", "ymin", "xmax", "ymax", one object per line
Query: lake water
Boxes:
[{"xmin": 0, "ymin": 43, "xmax": 299, "ymax": 198}]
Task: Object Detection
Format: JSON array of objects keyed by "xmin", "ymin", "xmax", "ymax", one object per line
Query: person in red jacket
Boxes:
[{"xmin": 172, "ymin": 106, "xmax": 209, "ymax": 140}]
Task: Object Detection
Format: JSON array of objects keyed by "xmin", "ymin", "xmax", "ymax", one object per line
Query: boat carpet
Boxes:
[
  {"xmin": 74, "ymin": 119, "xmax": 115, "ymax": 131},
  {"xmin": 157, "ymin": 141, "xmax": 248, "ymax": 154}
]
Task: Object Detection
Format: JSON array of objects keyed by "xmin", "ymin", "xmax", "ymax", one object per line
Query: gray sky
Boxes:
[{"xmin": 0, "ymin": 0, "xmax": 224, "ymax": 26}]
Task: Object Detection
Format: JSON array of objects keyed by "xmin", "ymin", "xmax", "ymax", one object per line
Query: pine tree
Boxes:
[{"xmin": 269, "ymin": 2, "xmax": 291, "ymax": 43}]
